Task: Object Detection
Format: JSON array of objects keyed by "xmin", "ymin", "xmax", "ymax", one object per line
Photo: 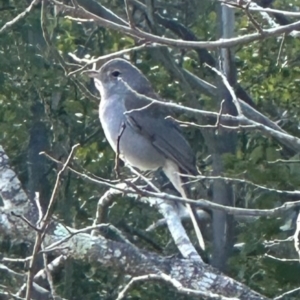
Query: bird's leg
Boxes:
[{"xmin": 163, "ymin": 160, "xmax": 205, "ymax": 251}]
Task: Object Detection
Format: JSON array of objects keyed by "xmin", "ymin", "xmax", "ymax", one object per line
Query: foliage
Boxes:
[{"xmin": 1, "ymin": 0, "xmax": 300, "ymax": 299}]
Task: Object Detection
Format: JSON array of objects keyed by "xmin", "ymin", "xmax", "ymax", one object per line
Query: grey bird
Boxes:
[{"xmin": 85, "ymin": 58, "xmax": 205, "ymax": 250}]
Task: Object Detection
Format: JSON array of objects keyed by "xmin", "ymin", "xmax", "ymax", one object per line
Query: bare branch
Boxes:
[
  {"xmin": 184, "ymin": 174, "xmax": 300, "ymax": 197},
  {"xmin": 42, "ymin": 149, "xmax": 300, "ymax": 217},
  {"xmin": 25, "ymin": 143, "xmax": 79, "ymax": 300},
  {"xmin": 0, "ymin": 0, "xmax": 40, "ymax": 34},
  {"xmin": 117, "ymin": 273, "xmax": 240, "ymax": 300},
  {"xmin": 264, "ymin": 254, "xmax": 299, "ymax": 262},
  {"xmin": 205, "ymin": 64, "xmax": 242, "ymax": 116},
  {"xmin": 124, "ymin": 0, "xmax": 135, "ymax": 28},
  {"xmin": 126, "ymin": 165, "xmax": 202, "ymax": 261},
  {"xmin": 223, "ymin": 0, "xmax": 300, "ymax": 17},
  {"xmin": 294, "ymin": 211, "xmax": 300, "ymax": 259},
  {"xmin": 68, "ymin": 43, "xmax": 161, "ymax": 76},
  {"xmin": 274, "ymin": 286, "xmax": 300, "ymax": 300},
  {"xmin": 51, "ymin": 0, "xmax": 300, "ymax": 50}
]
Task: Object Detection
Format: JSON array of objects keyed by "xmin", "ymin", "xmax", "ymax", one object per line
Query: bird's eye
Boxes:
[{"xmin": 111, "ymin": 70, "xmax": 121, "ymax": 77}]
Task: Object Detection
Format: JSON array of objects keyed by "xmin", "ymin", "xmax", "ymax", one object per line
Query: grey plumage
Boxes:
[{"xmin": 85, "ymin": 58, "xmax": 205, "ymax": 250}]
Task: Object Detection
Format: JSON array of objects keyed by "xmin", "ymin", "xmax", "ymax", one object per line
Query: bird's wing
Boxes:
[{"xmin": 124, "ymin": 91, "xmax": 198, "ymax": 175}]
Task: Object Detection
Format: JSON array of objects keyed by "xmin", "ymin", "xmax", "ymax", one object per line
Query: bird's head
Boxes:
[{"xmin": 84, "ymin": 58, "xmax": 153, "ymax": 99}]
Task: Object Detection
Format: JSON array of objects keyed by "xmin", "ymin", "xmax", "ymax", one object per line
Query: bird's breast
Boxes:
[
  {"xmin": 99, "ymin": 97, "xmax": 166, "ymax": 171},
  {"xmin": 99, "ymin": 98, "xmax": 126, "ymax": 152}
]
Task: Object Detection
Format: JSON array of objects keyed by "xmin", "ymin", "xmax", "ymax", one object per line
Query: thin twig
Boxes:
[
  {"xmin": 11, "ymin": 212, "xmax": 41, "ymax": 233},
  {"xmin": 25, "ymin": 140, "xmax": 79, "ymax": 300},
  {"xmin": 264, "ymin": 254, "xmax": 299, "ymax": 262},
  {"xmin": 41, "ymin": 151, "xmax": 125, "ymax": 191},
  {"xmin": 35, "ymin": 192, "xmax": 43, "ymax": 224},
  {"xmin": 115, "ymin": 122, "xmax": 126, "ymax": 178},
  {"xmin": 183, "ymin": 174, "xmax": 300, "ymax": 197},
  {"xmin": 215, "ymin": 99, "xmax": 225, "ymax": 129},
  {"xmin": 35, "ymin": 191, "xmax": 57, "ymax": 299},
  {"xmin": 244, "ymin": 0, "xmax": 264, "ymax": 35},
  {"xmin": 276, "ymin": 34, "xmax": 286, "ymax": 66},
  {"xmin": 43, "ymin": 151, "xmax": 300, "ymax": 217},
  {"xmin": 124, "ymin": 0, "xmax": 135, "ymax": 28},
  {"xmin": 126, "ymin": 164, "xmax": 160, "ymax": 193},
  {"xmin": 44, "ymin": 224, "xmax": 115, "ymax": 252},
  {"xmin": 51, "ymin": 0, "xmax": 300, "ymax": 50},
  {"xmin": 205, "ymin": 63, "xmax": 242, "ymax": 116},
  {"xmin": 222, "ymin": 0, "xmax": 300, "ymax": 17},
  {"xmin": 293, "ymin": 211, "xmax": 300, "ymax": 259},
  {"xmin": 71, "ymin": 0, "xmax": 79, "ymax": 8},
  {"xmin": 274, "ymin": 286, "xmax": 300, "ymax": 300},
  {"xmin": 68, "ymin": 43, "xmax": 153, "ymax": 76},
  {"xmin": 268, "ymin": 158, "xmax": 300, "ymax": 164},
  {"xmin": 41, "ymin": 0, "xmax": 99, "ymax": 104},
  {"xmin": 1, "ymin": 257, "xmax": 33, "ymax": 263},
  {"xmin": 118, "ymin": 81, "xmax": 300, "ymax": 153},
  {"xmin": 42, "ymin": 144, "xmax": 80, "ymax": 224},
  {"xmin": 0, "ymin": 0, "xmax": 40, "ymax": 34}
]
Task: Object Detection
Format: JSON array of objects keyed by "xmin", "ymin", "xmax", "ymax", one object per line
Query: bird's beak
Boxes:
[{"xmin": 82, "ymin": 70, "xmax": 99, "ymax": 78}]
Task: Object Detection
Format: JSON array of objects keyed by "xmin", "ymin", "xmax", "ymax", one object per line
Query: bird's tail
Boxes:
[
  {"xmin": 164, "ymin": 160, "xmax": 205, "ymax": 250},
  {"xmin": 185, "ymin": 203, "xmax": 205, "ymax": 250}
]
